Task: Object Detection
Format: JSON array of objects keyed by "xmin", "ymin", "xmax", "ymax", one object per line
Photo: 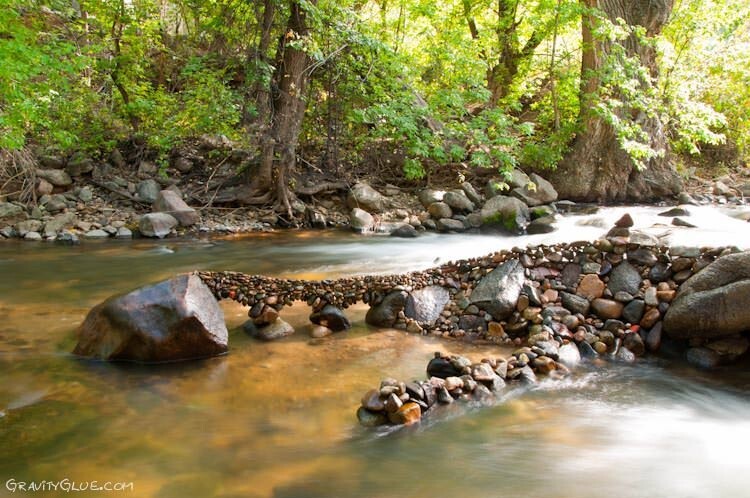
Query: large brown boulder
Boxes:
[
  {"xmin": 73, "ymin": 273, "xmax": 228, "ymax": 362},
  {"xmin": 664, "ymin": 252, "xmax": 750, "ymax": 339}
]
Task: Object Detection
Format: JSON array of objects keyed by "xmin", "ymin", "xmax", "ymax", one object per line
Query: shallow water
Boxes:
[{"xmin": 1, "ymin": 205, "xmax": 750, "ymax": 497}]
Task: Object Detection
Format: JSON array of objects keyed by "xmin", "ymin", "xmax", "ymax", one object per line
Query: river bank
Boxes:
[{"xmin": 1, "ymin": 144, "xmax": 750, "ymax": 243}]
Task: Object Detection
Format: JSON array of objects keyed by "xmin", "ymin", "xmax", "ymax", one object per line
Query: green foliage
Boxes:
[{"xmin": 1, "ymin": 0, "xmax": 747, "ymax": 178}]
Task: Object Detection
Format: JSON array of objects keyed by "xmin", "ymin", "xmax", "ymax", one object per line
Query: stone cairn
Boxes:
[{"xmin": 196, "ymin": 214, "xmax": 746, "ymax": 425}]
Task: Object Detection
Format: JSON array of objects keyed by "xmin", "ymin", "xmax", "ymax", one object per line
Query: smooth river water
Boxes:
[{"xmin": 2, "ymin": 205, "xmax": 750, "ymax": 498}]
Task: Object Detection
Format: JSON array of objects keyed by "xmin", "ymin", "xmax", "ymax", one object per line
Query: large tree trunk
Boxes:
[
  {"xmin": 247, "ymin": 0, "xmax": 315, "ymax": 216},
  {"xmin": 549, "ymin": 0, "xmax": 682, "ymax": 202}
]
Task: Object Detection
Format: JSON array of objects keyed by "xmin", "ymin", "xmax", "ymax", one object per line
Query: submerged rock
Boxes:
[{"xmin": 73, "ymin": 273, "xmax": 228, "ymax": 362}]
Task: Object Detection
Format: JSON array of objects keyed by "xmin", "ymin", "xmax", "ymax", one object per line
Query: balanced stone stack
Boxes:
[
  {"xmin": 358, "ymin": 351, "xmax": 549, "ymax": 427},
  {"xmin": 198, "ymin": 213, "xmax": 748, "ymax": 370}
]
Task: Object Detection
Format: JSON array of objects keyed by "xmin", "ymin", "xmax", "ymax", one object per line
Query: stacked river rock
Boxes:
[{"xmin": 196, "ymin": 213, "xmax": 750, "ymax": 382}]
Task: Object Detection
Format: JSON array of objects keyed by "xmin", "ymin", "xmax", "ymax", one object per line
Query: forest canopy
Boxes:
[{"xmin": 0, "ymin": 0, "xmax": 748, "ymax": 187}]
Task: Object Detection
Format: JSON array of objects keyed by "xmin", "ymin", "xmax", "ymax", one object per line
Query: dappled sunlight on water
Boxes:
[{"xmin": 2, "ymin": 212, "xmax": 750, "ymax": 497}]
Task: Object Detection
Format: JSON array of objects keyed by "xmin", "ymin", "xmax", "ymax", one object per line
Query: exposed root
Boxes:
[{"xmin": 0, "ymin": 148, "xmax": 38, "ymax": 205}]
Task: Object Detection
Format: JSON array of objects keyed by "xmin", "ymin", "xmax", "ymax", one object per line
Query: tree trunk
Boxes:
[
  {"xmin": 248, "ymin": 0, "xmax": 316, "ymax": 216},
  {"xmin": 549, "ymin": 0, "xmax": 682, "ymax": 202}
]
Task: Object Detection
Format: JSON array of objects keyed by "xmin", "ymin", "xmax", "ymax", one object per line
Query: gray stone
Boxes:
[
  {"xmin": 357, "ymin": 407, "xmax": 387, "ymax": 427},
  {"xmin": 152, "ymin": 190, "xmax": 199, "ymax": 226},
  {"xmin": 78, "ymin": 187, "xmax": 93, "ymax": 203},
  {"xmin": 527, "ymin": 216, "xmax": 556, "ymax": 234},
  {"xmin": 350, "ymin": 208, "xmax": 374, "ymax": 232},
  {"xmin": 428, "ymin": 202, "xmax": 452, "ymax": 219},
  {"xmin": 561, "ymin": 292, "xmax": 590, "ymax": 315},
  {"xmin": 646, "ymin": 322, "xmax": 662, "ymax": 352},
  {"xmin": 36, "ymin": 168, "xmax": 72, "ymax": 187},
  {"xmin": 137, "ymin": 180, "xmax": 161, "ymax": 203},
  {"xmin": 508, "ymin": 169, "xmax": 531, "ymax": 189},
  {"xmin": 672, "ymin": 217, "xmax": 697, "ymax": 228},
  {"xmin": 510, "ymin": 173, "xmax": 558, "ymax": 207},
  {"xmin": 686, "ymin": 347, "xmax": 722, "ymax": 369},
  {"xmin": 470, "ymin": 259, "xmax": 525, "ymax": 320},
  {"xmin": 419, "ymin": 189, "xmax": 445, "ymax": 208},
  {"xmin": 23, "ymin": 231, "xmax": 42, "ymax": 241},
  {"xmin": 56, "ymin": 230, "xmax": 80, "ymax": 245},
  {"xmin": 480, "ymin": 195, "xmax": 530, "ymax": 234},
  {"xmin": 659, "ymin": 207, "xmax": 691, "ymax": 217},
  {"xmin": 85, "ymin": 229, "xmax": 110, "ymax": 239},
  {"xmin": 664, "ymin": 252, "xmax": 750, "ymax": 339},
  {"xmin": 405, "ymin": 286, "xmax": 450, "ymax": 325},
  {"xmin": 622, "ymin": 299, "xmax": 645, "ymax": 324},
  {"xmin": 390, "ymin": 224, "xmax": 418, "ymax": 238},
  {"xmin": 461, "ymin": 182, "xmax": 482, "ymax": 205},
  {"xmin": 347, "ymin": 183, "xmax": 388, "ymax": 213},
  {"xmin": 44, "ymin": 194, "xmax": 68, "ymax": 213},
  {"xmin": 436, "ymin": 218, "xmax": 465, "ymax": 232},
  {"xmin": 557, "ymin": 343, "xmax": 581, "ymax": 368},
  {"xmin": 628, "ymin": 248, "xmax": 658, "ymax": 266},
  {"xmin": 43, "ymin": 212, "xmax": 77, "ymax": 237},
  {"xmin": 115, "ymin": 227, "xmax": 133, "ymax": 239},
  {"xmin": 73, "ymin": 273, "xmax": 228, "ymax": 362},
  {"xmin": 139, "ymin": 213, "xmax": 178, "ymax": 238},
  {"xmin": 608, "ymin": 261, "xmax": 642, "ymax": 296},
  {"xmin": 65, "ymin": 153, "xmax": 94, "ymax": 176},
  {"xmin": 16, "ymin": 219, "xmax": 43, "ymax": 236},
  {"xmin": 248, "ymin": 317, "xmax": 295, "ymax": 341},
  {"xmin": 443, "ymin": 190, "xmax": 475, "ymax": 213}
]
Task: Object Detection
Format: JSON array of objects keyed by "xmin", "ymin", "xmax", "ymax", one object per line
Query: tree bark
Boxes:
[
  {"xmin": 248, "ymin": 0, "xmax": 316, "ymax": 216},
  {"xmin": 549, "ymin": 0, "xmax": 682, "ymax": 202}
]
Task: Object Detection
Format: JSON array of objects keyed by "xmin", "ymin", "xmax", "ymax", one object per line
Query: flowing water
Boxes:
[{"xmin": 1, "ymin": 205, "xmax": 750, "ymax": 497}]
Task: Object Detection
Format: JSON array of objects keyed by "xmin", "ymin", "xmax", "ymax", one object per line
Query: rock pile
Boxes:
[
  {"xmin": 347, "ymin": 171, "xmax": 559, "ymax": 236},
  {"xmin": 358, "ymin": 350, "xmax": 555, "ymax": 427},
  {"xmin": 198, "ymin": 214, "xmax": 748, "ymax": 371}
]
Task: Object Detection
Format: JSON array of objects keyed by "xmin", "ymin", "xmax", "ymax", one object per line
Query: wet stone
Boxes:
[
  {"xmin": 357, "ymin": 407, "xmax": 388, "ymax": 427},
  {"xmin": 361, "ymin": 389, "xmax": 385, "ymax": 412}
]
